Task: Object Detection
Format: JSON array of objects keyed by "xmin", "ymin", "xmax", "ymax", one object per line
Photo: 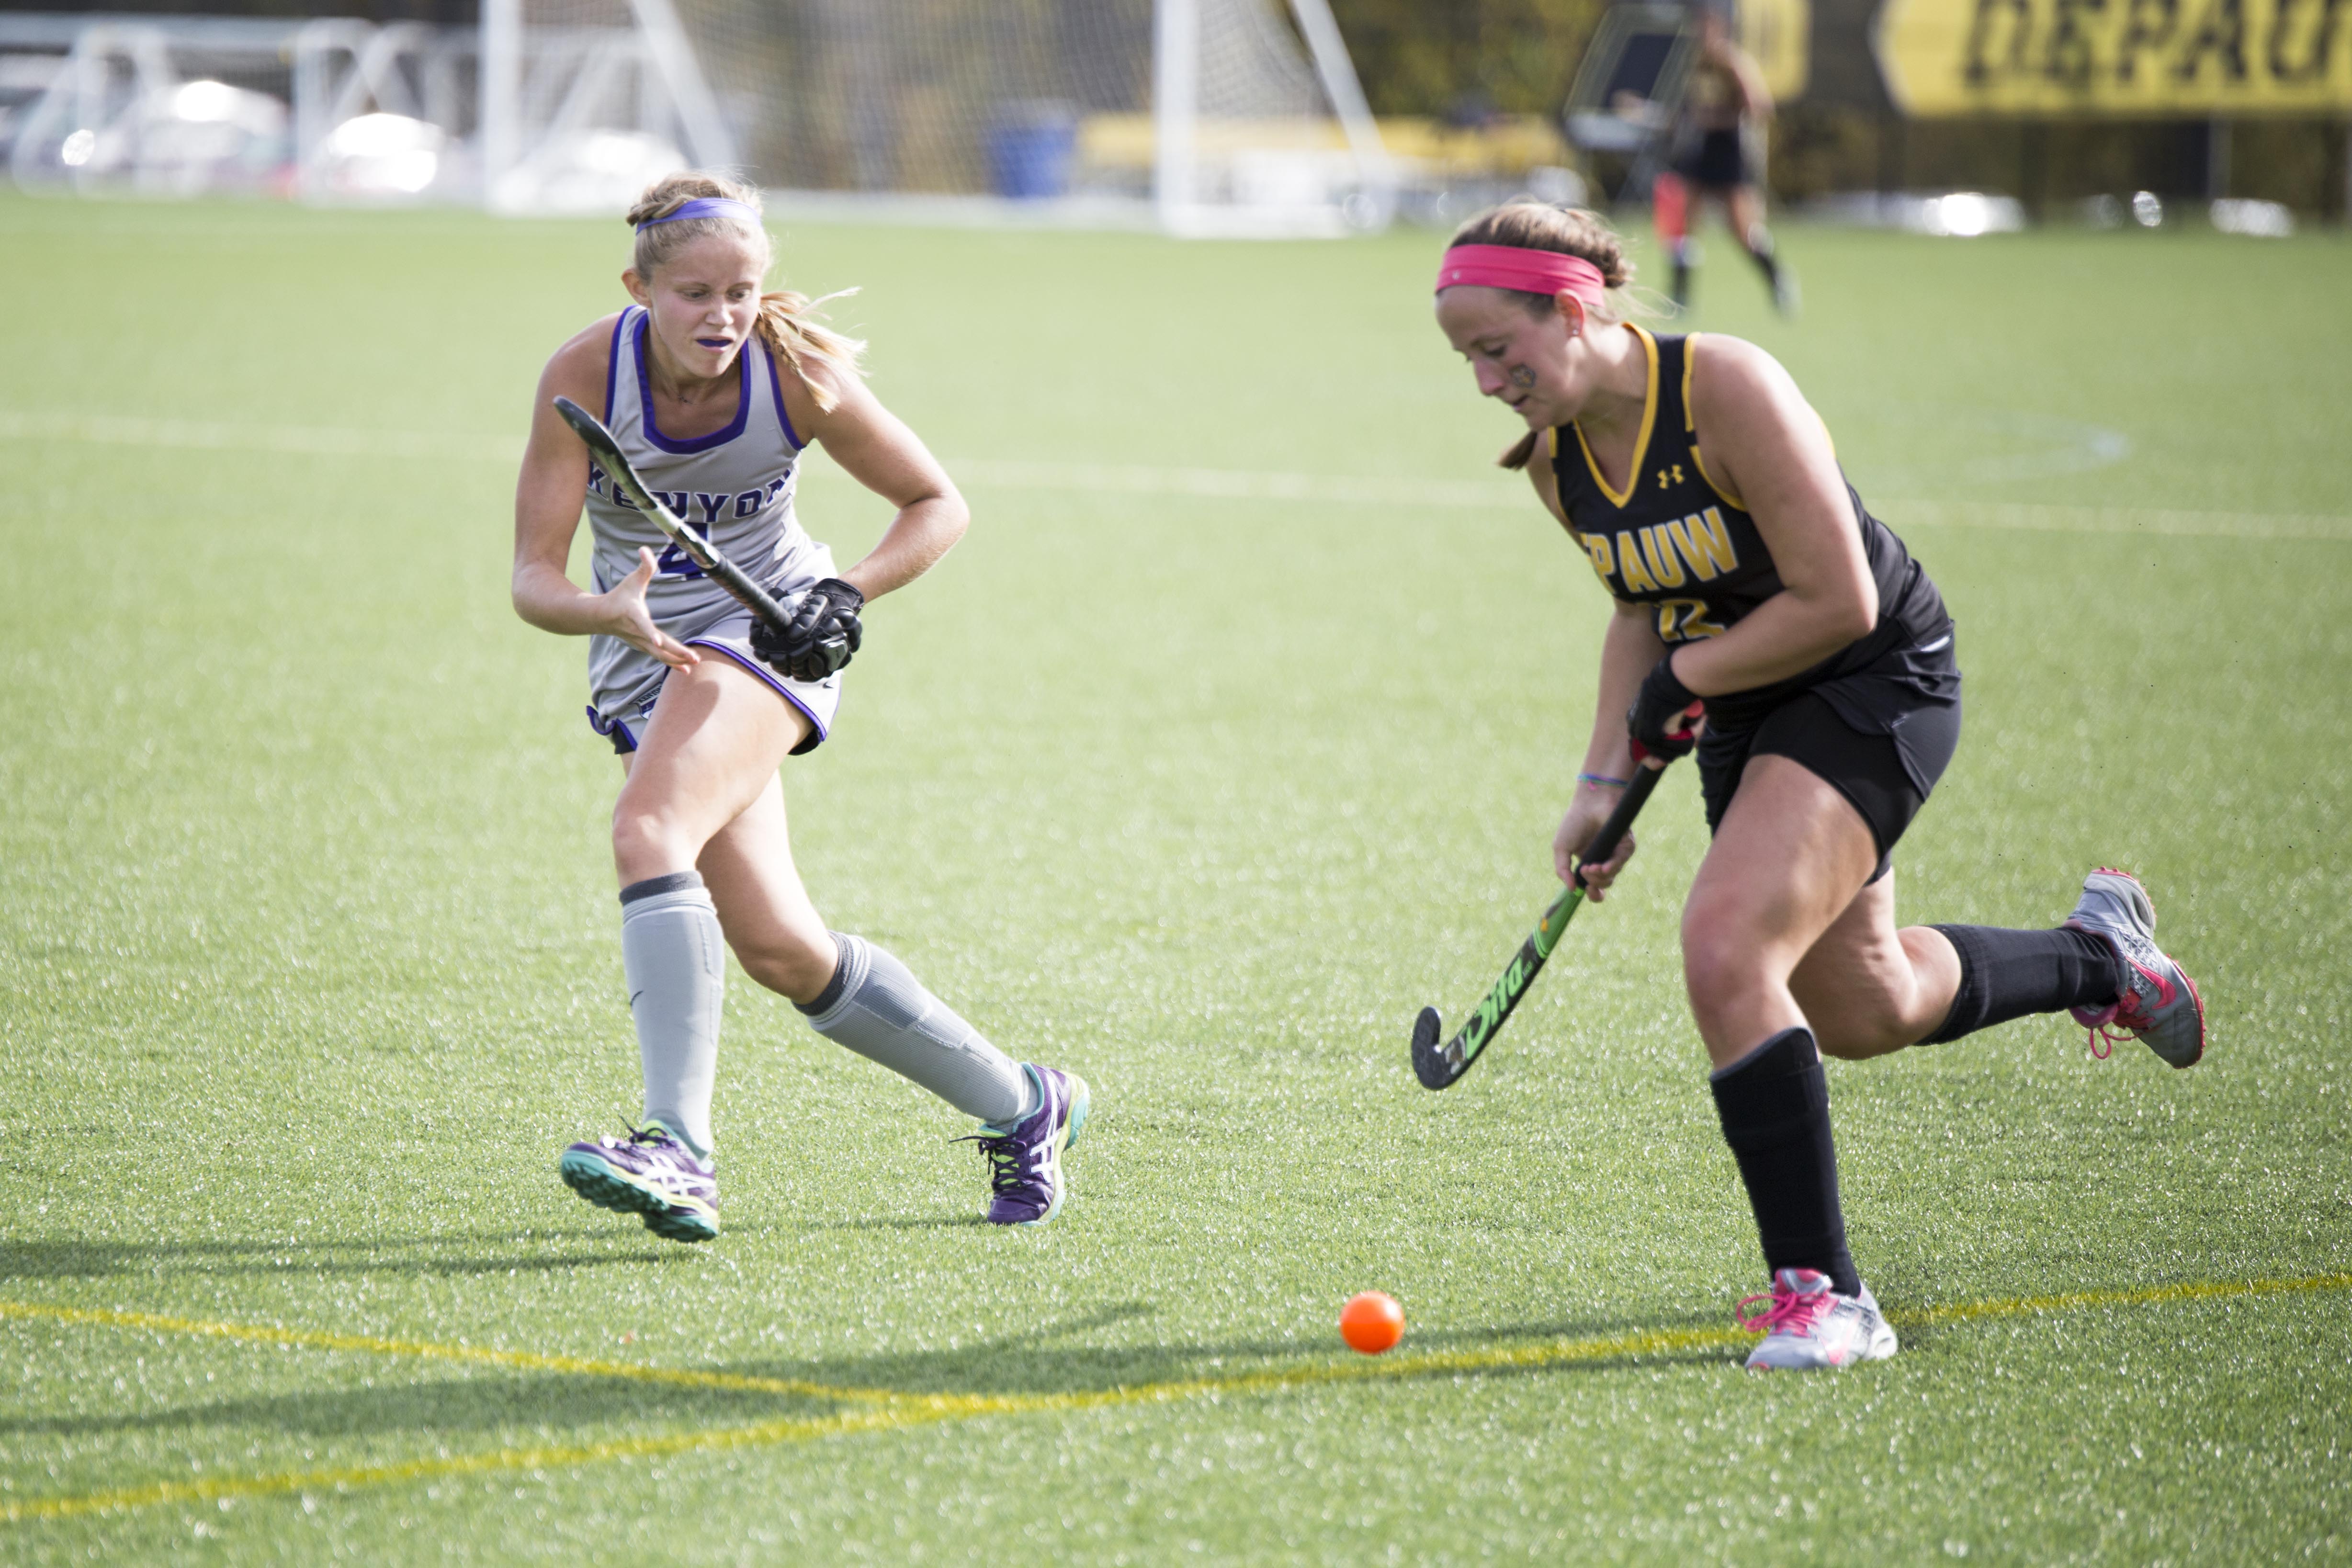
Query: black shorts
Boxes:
[
  {"xmin": 1675, "ymin": 129, "xmax": 1754, "ymax": 191},
  {"xmin": 1696, "ymin": 633, "xmax": 1962, "ymax": 882}
]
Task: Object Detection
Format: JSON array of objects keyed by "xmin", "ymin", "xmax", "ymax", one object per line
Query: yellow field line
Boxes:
[
  {"xmin": 0, "ymin": 1407, "xmax": 944, "ymax": 1524},
  {"xmin": 1893, "ymin": 1270, "xmax": 2352, "ymax": 1329},
  {"xmin": 0, "ymin": 1321, "xmax": 1768, "ymax": 1523},
  {"xmin": 4, "ymin": 1270, "xmax": 2346, "ymax": 1524},
  {"xmin": 0, "ymin": 1299, "xmax": 904, "ymax": 1406}
]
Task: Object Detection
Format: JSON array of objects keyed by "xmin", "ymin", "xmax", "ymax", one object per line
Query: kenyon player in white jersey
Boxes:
[{"xmin": 510, "ymin": 171, "xmax": 1089, "ymax": 1243}]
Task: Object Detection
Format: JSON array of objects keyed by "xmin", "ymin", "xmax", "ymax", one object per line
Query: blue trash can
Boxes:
[{"xmin": 987, "ymin": 101, "xmax": 1077, "ymax": 199}]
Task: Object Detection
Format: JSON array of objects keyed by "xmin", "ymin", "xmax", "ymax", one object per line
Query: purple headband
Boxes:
[{"xmin": 635, "ymin": 196, "xmax": 760, "ymax": 231}]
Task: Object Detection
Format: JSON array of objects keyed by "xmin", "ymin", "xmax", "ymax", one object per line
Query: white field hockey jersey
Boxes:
[{"xmin": 584, "ymin": 306, "xmax": 822, "ymax": 714}]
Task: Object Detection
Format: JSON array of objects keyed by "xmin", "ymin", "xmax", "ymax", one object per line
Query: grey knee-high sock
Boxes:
[
  {"xmin": 796, "ymin": 933, "xmax": 1034, "ymax": 1125},
  {"xmin": 619, "ymin": 872, "xmax": 723, "ymax": 1159}
]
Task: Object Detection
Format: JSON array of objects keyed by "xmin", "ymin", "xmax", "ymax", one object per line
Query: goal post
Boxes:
[
  {"xmin": 477, "ymin": 0, "xmax": 737, "ymax": 215},
  {"xmin": 623, "ymin": 0, "xmax": 735, "ymax": 177},
  {"xmin": 1287, "ymin": 0, "xmax": 1394, "ymax": 226},
  {"xmin": 1153, "ymin": 0, "xmax": 1394, "ymax": 236},
  {"xmin": 1154, "ymin": 0, "xmax": 1199, "ymax": 218}
]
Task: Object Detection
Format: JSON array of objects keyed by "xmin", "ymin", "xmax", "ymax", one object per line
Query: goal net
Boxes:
[{"xmin": 483, "ymin": 0, "xmax": 1392, "ymax": 233}]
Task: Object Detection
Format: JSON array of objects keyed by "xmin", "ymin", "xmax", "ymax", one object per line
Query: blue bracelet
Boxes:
[{"xmin": 1577, "ymin": 772, "xmax": 1630, "ymax": 790}]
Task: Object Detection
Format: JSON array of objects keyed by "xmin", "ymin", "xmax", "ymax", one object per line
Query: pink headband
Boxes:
[{"xmin": 1434, "ymin": 245, "xmax": 1607, "ymax": 308}]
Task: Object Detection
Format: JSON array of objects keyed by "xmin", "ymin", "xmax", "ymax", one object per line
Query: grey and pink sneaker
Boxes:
[
  {"xmin": 963, "ymin": 1064, "xmax": 1090, "ymax": 1227},
  {"xmin": 2064, "ymin": 868, "xmax": 2206, "ymax": 1068},
  {"xmin": 558, "ymin": 1121, "xmax": 719, "ymax": 1243},
  {"xmin": 1736, "ymin": 1269, "xmax": 1898, "ymax": 1370}
]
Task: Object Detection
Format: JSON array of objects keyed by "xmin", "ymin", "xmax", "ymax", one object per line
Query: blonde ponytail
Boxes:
[
  {"xmin": 754, "ymin": 289, "xmax": 865, "ymax": 416},
  {"xmin": 624, "ymin": 169, "xmax": 866, "ymax": 412}
]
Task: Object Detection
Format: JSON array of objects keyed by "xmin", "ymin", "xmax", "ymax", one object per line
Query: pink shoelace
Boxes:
[
  {"xmin": 1735, "ymin": 1283, "xmax": 1832, "ymax": 1337},
  {"xmin": 2081, "ymin": 962, "xmax": 2171, "ymax": 1060}
]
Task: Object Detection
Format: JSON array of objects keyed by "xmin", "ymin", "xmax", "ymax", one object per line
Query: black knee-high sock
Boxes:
[
  {"xmin": 1743, "ymin": 227, "xmax": 1782, "ymax": 288},
  {"xmin": 1922, "ymin": 925, "xmax": 2122, "ymax": 1045},
  {"xmin": 1709, "ymin": 1027, "xmax": 1859, "ymax": 1296}
]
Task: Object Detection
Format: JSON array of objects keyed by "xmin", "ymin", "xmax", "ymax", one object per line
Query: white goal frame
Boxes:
[
  {"xmin": 477, "ymin": 0, "xmax": 736, "ymax": 215},
  {"xmin": 1154, "ymin": 0, "xmax": 1393, "ymax": 236}
]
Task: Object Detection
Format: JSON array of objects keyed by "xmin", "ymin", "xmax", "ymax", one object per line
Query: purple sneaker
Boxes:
[
  {"xmin": 963, "ymin": 1065, "xmax": 1090, "ymax": 1227},
  {"xmin": 559, "ymin": 1121, "xmax": 719, "ymax": 1243},
  {"xmin": 2063, "ymin": 868, "xmax": 2206, "ymax": 1068}
]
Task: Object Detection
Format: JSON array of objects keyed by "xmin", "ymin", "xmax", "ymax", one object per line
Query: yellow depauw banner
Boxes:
[
  {"xmin": 1876, "ymin": 0, "xmax": 2352, "ymax": 114},
  {"xmin": 1745, "ymin": 0, "xmax": 1815, "ymax": 102}
]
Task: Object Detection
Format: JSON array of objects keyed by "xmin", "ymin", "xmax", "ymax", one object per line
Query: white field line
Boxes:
[
  {"xmin": 0, "ymin": 408, "xmax": 518, "ymax": 463},
  {"xmin": 944, "ymin": 457, "xmax": 1504, "ymax": 509},
  {"xmin": 4, "ymin": 409, "xmax": 2346, "ymax": 541},
  {"xmin": 1887, "ymin": 499, "xmax": 2352, "ymax": 541}
]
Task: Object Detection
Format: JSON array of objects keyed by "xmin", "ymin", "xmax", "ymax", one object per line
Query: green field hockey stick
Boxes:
[
  {"xmin": 1411, "ymin": 707, "xmax": 1699, "ymax": 1092},
  {"xmin": 552, "ymin": 395, "xmax": 792, "ymax": 633}
]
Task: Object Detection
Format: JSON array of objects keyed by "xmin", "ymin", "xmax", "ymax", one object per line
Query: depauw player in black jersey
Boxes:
[
  {"xmin": 1432, "ymin": 203, "xmax": 2205, "ymax": 1369},
  {"xmin": 1650, "ymin": 8, "xmax": 1795, "ymax": 316}
]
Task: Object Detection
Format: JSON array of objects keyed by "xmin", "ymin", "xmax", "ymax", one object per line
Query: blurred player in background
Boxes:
[
  {"xmin": 1432, "ymin": 203, "xmax": 2204, "ymax": 1368},
  {"xmin": 509, "ymin": 172, "xmax": 1088, "ymax": 1243},
  {"xmin": 1651, "ymin": 7, "xmax": 1796, "ymax": 316}
]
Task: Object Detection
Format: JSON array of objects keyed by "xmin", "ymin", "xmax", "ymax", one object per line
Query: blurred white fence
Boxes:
[
  {"xmin": 2, "ymin": 1, "xmax": 1394, "ymax": 235},
  {"xmin": 3, "ymin": 13, "xmax": 476, "ymax": 201}
]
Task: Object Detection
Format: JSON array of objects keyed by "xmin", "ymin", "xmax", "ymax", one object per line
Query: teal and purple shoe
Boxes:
[
  {"xmin": 965, "ymin": 1064, "xmax": 1090, "ymax": 1227},
  {"xmin": 558, "ymin": 1121, "xmax": 719, "ymax": 1243}
]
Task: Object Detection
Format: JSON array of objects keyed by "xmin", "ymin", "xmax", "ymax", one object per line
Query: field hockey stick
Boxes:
[
  {"xmin": 551, "ymin": 395, "xmax": 791, "ymax": 633},
  {"xmin": 1410, "ymin": 705, "xmax": 1700, "ymax": 1092}
]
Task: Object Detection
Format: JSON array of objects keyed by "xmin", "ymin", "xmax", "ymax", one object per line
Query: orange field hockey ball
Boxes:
[{"xmin": 1340, "ymin": 1290, "xmax": 1405, "ymax": 1354}]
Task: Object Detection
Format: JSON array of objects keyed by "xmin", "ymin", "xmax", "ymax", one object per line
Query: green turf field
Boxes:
[{"xmin": 2, "ymin": 192, "xmax": 2348, "ymax": 1563}]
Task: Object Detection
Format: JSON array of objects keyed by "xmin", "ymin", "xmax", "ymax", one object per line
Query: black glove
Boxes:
[
  {"xmin": 1626, "ymin": 653, "xmax": 1703, "ymax": 762},
  {"xmin": 751, "ymin": 577, "xmax": 864, "ymax": 682}
]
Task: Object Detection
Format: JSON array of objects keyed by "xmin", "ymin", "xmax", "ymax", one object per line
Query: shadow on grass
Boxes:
[
  {"xmin": 819, "ymin": 1212, "xmax": 987, "ymax": 1231},
  {"xmin": 0, "ymin": 1296, "xmax": 1738, "ymax": 1446},
  {"xmin": 0, "ymin": 1230, "xmax": 692, "ymax": 1282},
  {"xmin": 0, "ymin": 1222, "xmax": 1746, "ymax": 1452},
  {"xmin": 715, "ymin": 1303, "xmax": 1738, "ymax": 1401},
  {"xmin": 0, "ymin": 1372, "xmax": 837, "ymax": 1441},
  {"xmin": 0, "ymin": 1339, "xmax": 1731, "ymax": 1445}
]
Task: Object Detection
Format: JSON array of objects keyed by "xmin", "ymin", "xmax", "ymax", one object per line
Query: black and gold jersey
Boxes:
[
  {"xmin": 1548, "ymin": 326, "xmax": 1949, "ymax": 726},
  {"xmin": 1681, "ymin": 56, "xmax": 1742, "ymax": 128}
]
